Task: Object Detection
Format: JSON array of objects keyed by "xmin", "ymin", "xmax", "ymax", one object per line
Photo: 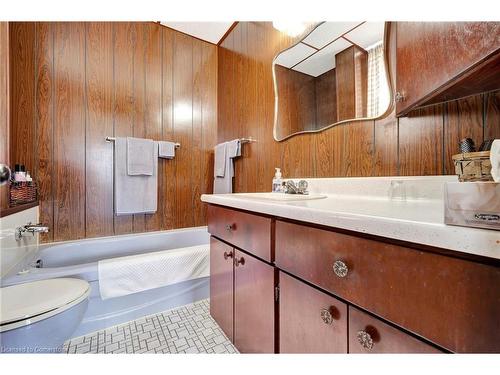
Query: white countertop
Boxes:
[{"xmin": 201, "ymin": 176, "xmax": 500, "ymax": 260}]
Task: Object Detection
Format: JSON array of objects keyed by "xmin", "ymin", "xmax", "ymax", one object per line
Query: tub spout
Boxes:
[{"xmin": 15, "ymin": 222, "xmax": 50, "ymax": 241}]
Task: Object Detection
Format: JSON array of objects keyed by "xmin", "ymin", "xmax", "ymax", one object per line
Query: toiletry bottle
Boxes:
[
  {"xmin": 272, "ymin": 168, "xmax": 282, "ymax": 193},
  {"xmin": 13, "ymin": 164, "xmax": 23, "ymax": 182},
  {"xmin": 19, "ymin": 165, "xmax": 27, "ymax": 182}
]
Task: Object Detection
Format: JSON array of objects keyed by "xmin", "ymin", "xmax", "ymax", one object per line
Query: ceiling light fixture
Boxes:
[{"xmin": 272, "ymin": 21, "xmax": 311, "ymax": 37}]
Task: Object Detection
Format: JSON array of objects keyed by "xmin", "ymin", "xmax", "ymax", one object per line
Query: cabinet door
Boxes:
[
  {"xmin": 234, "ymin": 249, "xmax": 276, "ymax": 353},
  {"xmin": 349, "ymin": 307, "xmax": 442, "ymax": 353},
  {"xmin": 280, "ymin": 272, "xmax": 347, "ymax": 353},
  {"xmin": 209, "ymin": 236, "xmax": 234, "ymax": 341},
  {"xmin": 396, "ymin": 22, "xmax": 500, "ymax": 115}
]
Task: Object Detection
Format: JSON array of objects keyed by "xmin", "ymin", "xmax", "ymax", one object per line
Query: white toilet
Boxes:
[{"xmin": 0, "ymin": 278, "xmax": 90, "ymax": 353}]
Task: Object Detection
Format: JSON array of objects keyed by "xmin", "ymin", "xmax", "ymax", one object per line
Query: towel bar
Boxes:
[
  {"xmin": 105, "ymin": 136, "xmax": 180, "ymax": 149},
  {"xmin": 239, "ymin": 137, "xmax": 257, "ymax": 144}
]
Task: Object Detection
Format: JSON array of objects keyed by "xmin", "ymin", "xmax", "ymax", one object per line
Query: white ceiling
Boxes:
[
  {"xmin": 274, "ymin": 43, "xmax": 316, "ymax": 69},
  {"xmin": 161, "ymin": 22, "xmax": 234, "ymax": 44},
  {"xmin": 274, "ymin": 21, "xmax": 385, "ymax": 77},
  {"xmin": 302, "ymin": 22, "xmax": 362, "ymax": 49},
  {"xmin": 293, "ymin": 38, "xmax": 352, "ymax": 77},
  {"xmin": 344, "ymin": 22, "xmax": 385, "ymax": 50}
]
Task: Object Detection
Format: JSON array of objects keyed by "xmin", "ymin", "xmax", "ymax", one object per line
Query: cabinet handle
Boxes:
[
  {"xmin": 333, "ymin": 260, "xmax": 348, "ymax": 278},
  {"xmin": 357, "ymin": 330, "xmax": 374, "ymax": 351},
  {"xmin": 225, "ymin": 224, "xmax": 234, "ymax": 232},
  {"xmin": 320, "ymin": 308, "xmax": 334, "ymax": 325},
  {"xmin": 395, "ymin": 91, "xmax": 405, "ymax": 102},
  {"xmin": 223, "ymin": 251, "xmax": 233, "ymax": 260},
  {"xmin": 234, "ymin": 257, "xmax": 245, "ymax": 267}
]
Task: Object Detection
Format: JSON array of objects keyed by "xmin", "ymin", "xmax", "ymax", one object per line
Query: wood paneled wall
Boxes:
[
  {"xmin": 218, "ymin": 22, "xmax": 500, "ymax": 190},
  {"xmin": 0, "ymin": 23, "xmax": 9, "ymax": 211},
  {"xmin": 274, "ymin": 65, "xmax": 317, "ymax": 136},
  {"xmin": 9, "ymin": 22, "xmax": 217, "ymax": 242},
  {"xmin": 274, "ymin": 65, "xmax": 338, "ymax": 139}
]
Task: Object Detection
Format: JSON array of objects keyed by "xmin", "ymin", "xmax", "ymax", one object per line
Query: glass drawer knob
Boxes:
[
  {"xmin": 333, "ymin": 260, "xmax": 348, "ymax": 278},
  {"xmin": 357, "ymin": 330, "xmax": 374, "ymax": 350},
  {"xmin": 320, "ymin": 308, "xmax": 334, "ymax": 325}
]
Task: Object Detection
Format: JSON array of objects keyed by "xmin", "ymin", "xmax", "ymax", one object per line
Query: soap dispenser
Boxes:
[{"xmin": 272, "ymin": 168, "xmax": 282, "ymax": 193}]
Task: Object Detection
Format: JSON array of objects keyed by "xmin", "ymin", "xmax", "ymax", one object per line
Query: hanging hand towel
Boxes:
[
  {"xmin": 127, "ymin": 137, "xmax": 155, "ymax": 175},
  {"xmin": 158, "ymin": 141, "xmax": 176, "ymax": 159},
  {"xmin": 213, "ymin": 139, "xmax": 241, "ymax": 194},
  {"xmin": 214, "ymin": 142, "xmax": 227, "ymax": 177},
  {"xmin": 115, "ymin": 137, "xmax": 158, "ymax": 215}
]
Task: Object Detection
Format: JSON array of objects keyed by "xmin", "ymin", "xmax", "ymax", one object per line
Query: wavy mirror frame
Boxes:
[{"xmin": 272, "ymin": 22, "xmax": 394, "ymax": 141}]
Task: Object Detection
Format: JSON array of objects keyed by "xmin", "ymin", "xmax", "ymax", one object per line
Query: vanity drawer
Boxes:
[
  {"xmin": 207, "ymin": 205, "xmax": 273, "ymax": 262},
  {"xmin": 275, "ymin": 220, "xmax": 500, "ymax": 353},
  {"xmin": 280, "ymin": 272, "xmax": 347, "ymax": 353},
  {"xmin": 348, "ymin": 307, "xmax": 441, "ymax": 353}
]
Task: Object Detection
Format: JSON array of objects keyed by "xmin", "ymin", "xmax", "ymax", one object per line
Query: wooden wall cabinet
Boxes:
[
  {"xmin": 396, "ymin": 22, "xmax": 500, "ymax": 116},
  {"xmin": 209, "ymin": 235, "xmax": 276, "ymax": 353}
]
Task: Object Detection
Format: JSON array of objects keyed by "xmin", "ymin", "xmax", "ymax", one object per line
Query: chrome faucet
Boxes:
[
  {"xmin": 283, "ymin": 180, "xmax": 309, "ymax": 195},
  {"xmin": 15, "ymin": 222, "xmax": 50, "ymax": 241}
]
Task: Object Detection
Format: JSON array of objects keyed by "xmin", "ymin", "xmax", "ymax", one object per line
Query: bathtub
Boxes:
[{"xmin": 1, "ymin": 227, "xmax": 210, "ymax": 338}]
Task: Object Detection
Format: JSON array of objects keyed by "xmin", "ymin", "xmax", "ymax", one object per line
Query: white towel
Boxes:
[
  {"xmin": 98, "ymin": 245, "xmax": 210, "ymax": 300},
  {"xmin": 115, "ymin": 137, "xmax": 158, "ymax": 215},
  {"xmin": 213, "ymin": 139, "xmax": 241, "ymax": 194},
  {"xmin": 214, "ymin": 142, "xmax": 227, "ymax": 177},
  {"xmin": 127, "ymin": 137, "xmax": 155, "ymax": 175},
  {"xmin": 158, "ymin": 141, "xmax": 176, "ymax": 159}
]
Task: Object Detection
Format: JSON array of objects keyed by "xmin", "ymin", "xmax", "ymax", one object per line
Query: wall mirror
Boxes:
[{"xmin": 273, "ymin": 22, "xmax": 392, "ymax": 141}]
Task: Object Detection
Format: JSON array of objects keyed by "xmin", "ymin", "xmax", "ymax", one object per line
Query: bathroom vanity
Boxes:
[{"xmin": 202, "ymin": 178, "xmax": 500, "ymax": 354}]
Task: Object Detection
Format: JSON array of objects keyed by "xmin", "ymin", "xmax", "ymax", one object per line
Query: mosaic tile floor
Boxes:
[{"xmin": 63, "ymin": 299, "xmax": 238, "ymax": 354}]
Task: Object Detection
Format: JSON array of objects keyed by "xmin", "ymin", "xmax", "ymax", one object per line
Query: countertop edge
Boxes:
[{"xmin": 201, "ymin": 194, "xmax": 500, "ymax": 261}]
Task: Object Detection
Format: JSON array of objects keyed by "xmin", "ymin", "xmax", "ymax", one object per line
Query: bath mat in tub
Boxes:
[{"xmin": 98, "ymin": 245, "xmax": 209, "ymax": 300}]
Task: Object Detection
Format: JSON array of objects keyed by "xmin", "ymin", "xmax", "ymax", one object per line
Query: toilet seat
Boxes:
[{"xmin": 0, "ymin": 278, "xmax": 90, "ymax": 332}]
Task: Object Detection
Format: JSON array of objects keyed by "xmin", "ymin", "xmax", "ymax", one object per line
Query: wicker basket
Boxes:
[
  {"xmin": 452, "ymin": 151, "xmax": 492, "ymax": 182},
  {"xmin": 9, "ymin": 180, "xmax": 38, "ymax": 206}
]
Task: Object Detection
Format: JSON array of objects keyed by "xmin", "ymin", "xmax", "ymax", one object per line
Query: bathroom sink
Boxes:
[{"xmin": 232, "ymin": 192, "xmax": 327, "ymax": 202}]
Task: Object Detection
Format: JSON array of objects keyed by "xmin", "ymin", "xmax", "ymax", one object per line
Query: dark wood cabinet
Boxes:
[
  {"xmin": 349, "ymin": 307, "xmax": 441, "ymax": 353},
  {"xmin": 234, "ymin": 249, "xmax": 276, "ymax": 353},
  {"xmin": 396, "ymin": 22, "xmax": 500, "ymax": 116},
  {"xmin": 275, "ymin": 219, "xmax": 500, "ymax": 353},
  {"xmin": 209, "ymin": 236, "xmax": 234, "ymax": 341},
  {"xmin": 207, "ymin": 204, "xmax": 273, "ymax": 262},
  {"xmin": 208, "ymin": 204, "xmax": 500, "ymax": 353},
  {"xmin": 209, "ymin": 234, "xmax": 276, "ymax": 353},
  {"xmin": 279, "ymin": 272, "xmax": 347, "ymax": 353}
]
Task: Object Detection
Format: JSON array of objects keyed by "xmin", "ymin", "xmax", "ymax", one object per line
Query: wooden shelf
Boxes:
[{"xmin": 0, "ymin": 201, "xmax": 39, "ymax": 218}]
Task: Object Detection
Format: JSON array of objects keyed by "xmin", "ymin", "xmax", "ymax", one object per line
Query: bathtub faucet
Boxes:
[{"xmin": 15, "ymin": 222, "xmax": 50, "ymax": 241}]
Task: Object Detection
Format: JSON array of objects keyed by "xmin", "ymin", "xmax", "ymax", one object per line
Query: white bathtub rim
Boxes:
[
  {"xmin": 1, "ymin": 226, "xmax": 209, "ymax": 286},
  {"xmin": 36, "ymin": 225, "xmax": 208, "ymax": 250}
]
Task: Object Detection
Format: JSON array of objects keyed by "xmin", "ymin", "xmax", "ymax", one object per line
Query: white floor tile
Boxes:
[{"xmin": 65, "ymin": 299, "xmax": 237, "ymax": 354}]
